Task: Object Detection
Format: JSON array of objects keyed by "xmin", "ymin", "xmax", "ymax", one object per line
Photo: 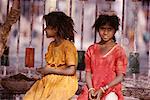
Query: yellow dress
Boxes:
[{"xmin": 23, "ymin": 40, "xmax": 78, "ymax": 100}]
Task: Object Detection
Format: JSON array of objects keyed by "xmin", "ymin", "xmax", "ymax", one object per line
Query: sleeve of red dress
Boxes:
[
  {"xmin": 85, "ymin": 48, "xmax": 92, "ymax": 72},
  {"xmin": 115, "ymin": 48, "xmax": 127, "ymax": 75}
]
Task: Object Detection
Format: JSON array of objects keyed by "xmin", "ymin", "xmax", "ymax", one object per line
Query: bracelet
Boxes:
[
  {"xmin": 103, "ymin": 85, "xmax": 109, "ymax": 91},
  {"xmin": 88, "ymin": 88, "xmax": 95, "ymax": 92},
  {"xmin": 100, "ymin": 87, "xmax": 105, "ymax": 93}
]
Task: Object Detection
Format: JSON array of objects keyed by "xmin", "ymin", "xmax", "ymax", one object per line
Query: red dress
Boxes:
[{"xmin": 78, "ymin": 43, "xmax": 127, "ymax": 100}]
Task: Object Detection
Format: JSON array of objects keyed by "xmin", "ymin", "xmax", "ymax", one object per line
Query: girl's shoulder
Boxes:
[
  {"xmin": 63, "ymin": 39, "xmax": 75, "ymax": 46},
  {"xmin": 62, "ymin": 40, "xmax": 77, "ymax": 50},
  {"xmin": 48, "ymin": 41, "xmax": 55, "ymax": 47},
  {"xmin": 48, "ymin": 40, "xmax": 74, "ymax": 47},
  {"xmin": 85, "ymin": 43, "xmax": 99, "ymax": 55},
  {"xmin": 113, "ymin": 44, "xmax": 127, "ymax": 56},
  {"xmin": 114, "ymin": 44, "xmax": 126, "ymax": 52},
  {"xmin": 87, "ymin": 43, "xmax": 99, "ymax": 50}
]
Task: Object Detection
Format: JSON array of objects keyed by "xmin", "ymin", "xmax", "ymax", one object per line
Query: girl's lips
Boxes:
[{"xmin": 103, "ymin": 36, "xmax": 108, "ymax": 39}]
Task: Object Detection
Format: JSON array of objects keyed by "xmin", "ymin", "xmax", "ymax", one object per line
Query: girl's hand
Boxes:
[
  {"xmin": 31, "ymin": 74, "xmax": 42, "ymax": 80},
  {"xmin": 89, "ymin": 89, "xmax": 96, "ymax": 100},
  {"xmin": 94, "ymin": 89, "xmax": 103, "ymax": 100}
]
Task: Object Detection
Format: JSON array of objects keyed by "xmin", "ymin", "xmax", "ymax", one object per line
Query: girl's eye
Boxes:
[
  {"xmin": 100, "ymin": 27, "xmax": 105, "ymax": 30},
  {"xmin": 108, "ymin": 28, "xmax": 112, "ymax": 31}
]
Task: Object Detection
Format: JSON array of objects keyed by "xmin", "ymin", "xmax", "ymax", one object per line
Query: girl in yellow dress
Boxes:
[{"xmin": 23, "ymin": 11, "xmax": 78, "ymax": 100}]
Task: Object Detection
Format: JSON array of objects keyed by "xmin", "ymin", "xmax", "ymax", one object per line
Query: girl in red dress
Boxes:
[{"xmin": 78, "ymin": 14, "xmax": 127, "ymax": 100}]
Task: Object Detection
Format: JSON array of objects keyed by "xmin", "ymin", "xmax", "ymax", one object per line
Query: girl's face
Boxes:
[
  {"xmin": 98, "ymin": 24, "xmax": 115, "ymax": 42},
  {"xmin": 44, "ymin": 26, "xmax": 57, "ymax": 38}
]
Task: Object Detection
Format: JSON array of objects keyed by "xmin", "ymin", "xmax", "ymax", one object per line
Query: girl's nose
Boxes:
[
  {"xmin": 44, "ymin": 27, "xmax": 47, "ymax": 31},
  {"xmin": 103, "ymin": 30, "xmax": 108, "ymax": 35}
]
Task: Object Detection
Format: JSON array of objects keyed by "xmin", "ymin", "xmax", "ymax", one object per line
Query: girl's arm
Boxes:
[
  {"xmin": 94, "ymin": 72, "xmax": 124, "ymax": 100},
  {"xmin": 86, "ymin": 71, "xmax": 93, "ymax": 90},
  {"xmin": 37, "ymin": 65, "xmax": 76, "ymax": 76},
  {"xmin": 86, "ymin": 71, "xmax": 96, "ymax": 99},
  {"xmin": 105, "ymin": 48, "xmax": 127, "ymax": 90},
  {"xmin": 38, "ymin": 42, "xmax": 78, "ymax": 76},
  {"xmin": 96, "ymin": 50, "xmax": 127, "ymax": 99},
  {"xmin": 105, "ymin": 72, "xmax": 124, "ymax": 89}
]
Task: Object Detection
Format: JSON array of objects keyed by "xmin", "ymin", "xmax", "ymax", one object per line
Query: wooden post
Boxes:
[
  {"xmin": 80, "ymin": 1, "xmax": 85, "ymax": 50},
  {"xmin": 41, "ymin": 0, "xmax": 46, "ymax": 67},
  {"xmin": 94, "ymin": 0, "xmax": 98, "ymax": 43},
  {"xmin": 16, "ymin": 0, "xmax": 21, "ymax": 74},
  {"xmin": 78, "ymin": 0, "xmax": 88, "ymax": 82}
]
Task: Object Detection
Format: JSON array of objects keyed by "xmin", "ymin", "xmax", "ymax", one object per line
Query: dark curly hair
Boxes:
[
  {"xmin": 92, "ymin": 14, "xmax": 120, "ymax": 42},
  {"xmin": 43, "ymin": 11, "xmax": 75, "ymax": 42}
]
